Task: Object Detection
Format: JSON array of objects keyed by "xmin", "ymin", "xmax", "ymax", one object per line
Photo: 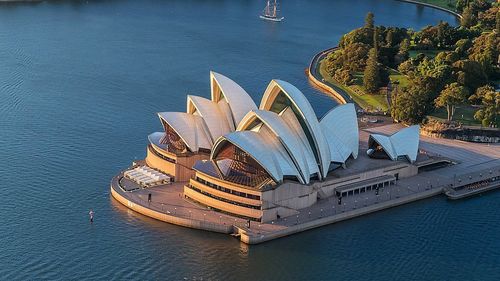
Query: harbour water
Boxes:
[{"xmin": 1, "ymin": 0, "xmax": 498, "ymax": 280}]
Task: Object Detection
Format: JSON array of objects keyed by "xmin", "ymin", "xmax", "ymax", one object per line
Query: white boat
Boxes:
[{"xmin": 260, "ymin": 0, "xmax": 284, "ymax": 22}]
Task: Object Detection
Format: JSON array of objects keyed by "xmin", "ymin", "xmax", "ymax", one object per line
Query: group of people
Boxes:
[{"xmin": 466, "ymin": 180, "xmax": 490, "ymax": 191}]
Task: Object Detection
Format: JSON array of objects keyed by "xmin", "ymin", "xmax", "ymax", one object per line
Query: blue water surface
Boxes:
[{"xmin": 2, "ymin": 1, "xmax": 498, "ymax": 280}]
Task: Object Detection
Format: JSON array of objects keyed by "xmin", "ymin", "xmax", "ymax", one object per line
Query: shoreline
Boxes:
[
  {"xmin": 307, "ymin": 0, "xmax": 462, "ymax": 110},
  {"xmin": 111, "ymin": 156, "xmax": 499, "ymax": 244},
  {"xmin": 396, "ymin": 0, "xmax": 463, "ymax": 19}
]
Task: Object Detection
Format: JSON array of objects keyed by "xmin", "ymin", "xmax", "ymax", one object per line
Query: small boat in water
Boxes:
[{"xmin": 260, "ymin": 0, "xmax": 284, "ymax": 22}]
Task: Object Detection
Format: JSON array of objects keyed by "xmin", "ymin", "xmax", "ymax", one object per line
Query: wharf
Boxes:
[{"xmin": 445, "ymin": 180, "xmax": 500, "ymax": 200}]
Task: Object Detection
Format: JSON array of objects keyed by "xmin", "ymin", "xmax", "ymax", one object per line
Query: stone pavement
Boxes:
[{"xmin": 113, "ymin": 124, "xmax": 500, "ymax": 243}]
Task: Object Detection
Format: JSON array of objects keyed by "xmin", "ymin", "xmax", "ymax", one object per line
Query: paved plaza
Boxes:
[{"xmin": 113, "ymin": 124, "xmax": 500, "ymax": 243}]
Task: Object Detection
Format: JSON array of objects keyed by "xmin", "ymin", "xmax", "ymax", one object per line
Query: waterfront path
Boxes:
[
  {"xmin": 111, "ymin": 124, "xmax": 500, "ymax": 244},
  {"xmin": 111, "ymin": 160, "xmax": 499, "ymax": 244},
  {"xmin": 307, "ymin": 47, "xmax": 352, "ymax": 104}
]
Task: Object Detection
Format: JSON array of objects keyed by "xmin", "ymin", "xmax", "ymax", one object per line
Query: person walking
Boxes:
[{"xmin": 89, "ymin": 209, "xmax": 94, "ymax": 223}]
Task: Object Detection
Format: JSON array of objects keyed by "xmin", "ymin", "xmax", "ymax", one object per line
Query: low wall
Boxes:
[
  {"xmin": 110, "ymin": 177, "xmax": 233, "ymax": 234},
  {"xmin": 396, "ymin": 0, "xmax": 462, "ymax": 19},
  {"xmin": 240, "ymin": 187, "xmax": 443, "ymax": 244},
  {"xmin": 307, "ymin": 47, "xmax": 349, "ymax": 104},
  {"xmin": 421, "ymin": 127, "xmax": 500, "ymax": 143}
]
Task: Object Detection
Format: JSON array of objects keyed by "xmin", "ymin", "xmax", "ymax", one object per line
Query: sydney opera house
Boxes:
[{"xmin": 134, "ymin": 72, "xmax": 420, "ymax": 222}]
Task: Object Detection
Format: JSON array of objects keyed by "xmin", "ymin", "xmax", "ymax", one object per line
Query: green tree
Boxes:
[
  {"xmin": 391, "ymin": 85, "xmax": 431, "ymax": 124},
  {"xmin": 469, "ymin": 85, "xmax": 499, "ymax": 127},
  {"xmin": 434, "ymin": 83, "xmax": 469, "ymax": 121},
  {"xmin": 395, "ymin": 38, "xmax": 410, "ymax": 64},
  {"xmin": 363, "ymin": 48, "xmax": 380, "ymax": 93},
  {"xmin": 453, "ymin": 59, "xmax": 488, "ymax": 93},
  {"xmin": 496, "ymin": 9, "xmax": 500, "ymax": 33},
  {"xmin": 469, "ymin": 33, "xmax": 499, "ymax": 76},
  {"xmin": 386, "ymin": 29, "xmax": 395, "ymax": 47},
  {"xmin": 461, "ymin": 7, "xmax": 477, "ymax": 28},
  {"xmin": 456, "ymin": 0, "xmax": 467, "ymax": 13},
  {"xmin": 333, "ymin": 68, "xmax": 354, "ymax": 85},
  {"xmin": 454, "ymin": 38, "xmax": 472, "ymax": 57},
  {"xmin": 365, "ymin": 12, "xmax": 374, "ymax": 30}
]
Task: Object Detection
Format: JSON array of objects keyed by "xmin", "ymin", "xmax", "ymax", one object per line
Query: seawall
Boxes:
[
  {"xmin": 110, "ymin": 176, "xmax": 233, "ymax": 234},
  {"xmin": 307, "ymin": 47, "xmax": 350, "ymax": 104},
  {"xmin": 239, "ymin": 187, "xmax": 443, "ymax": 244},
  {"xmin": 397, "ymin": 0, "xmax": 463, "ymax": 19}
]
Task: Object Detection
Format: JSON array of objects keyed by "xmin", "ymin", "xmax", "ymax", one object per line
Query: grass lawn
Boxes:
[
  {"xmin": 318, "ymin": 60, "xmax": 389, "ymax": 112},
  {"xmin": 409, "ymin": 49, "xmax": 442, "ymax": 59},
  {"xmin": 428, "ymin": 106, "xmax": 481, "ymax": 126},
  {"xmin": 388, "ymin": 68, "xmax": 409, "ymax": 88},
  {"xmin": 411, "ymin": 0, "xmax": 457, "ymax": 11}
]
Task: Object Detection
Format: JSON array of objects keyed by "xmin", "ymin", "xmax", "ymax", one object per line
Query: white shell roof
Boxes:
[
  {"xmin": 152, "ymin": 72, "xmax": 362, "ymax": 184},
  {"xmin": 157, "ymin": 112, "xmax": 213, "ymax": 152},
  {"xmin": 186, "ymin": 95, "xmax": 232, "ymax": 141},
  {"xmin": 210, "ymin": 71, "xmax": 257, "ymax": 127},
  {"xmin": 369, "ymin": 125, "xmax": 420, "ymax": 163},
  {"xmin": 211, "ymin": 130, "xmax": 301, "ymax": 184},
  {"xmin": 320, "ymin": 103, "xmax": 359, "ymax": 163},
  {"xmin": 237, "ymin": 109, "xmax": 319, "ymax": 184},
  {"xmin": 260, "ymin": 79, "xmax": 331, "ymax": 178}
]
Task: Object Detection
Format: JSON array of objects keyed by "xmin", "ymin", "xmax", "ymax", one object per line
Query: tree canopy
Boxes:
[{"xmin": 435, "ymin": 83, "xmax": 469, "ymax": 121}]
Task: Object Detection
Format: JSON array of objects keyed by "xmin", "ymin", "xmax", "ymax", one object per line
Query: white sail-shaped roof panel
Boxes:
[
  {"xmin": 157, "ymin": 112, "xmax": 212, "ymax": 152},
  {"xmin": 391, "ymin": 125, "xmax": 420, "ymax": 162},
  {"xmin": 256, "ymin": 125, "xmax": 303, "ymax": 182},
  {"xmin": 280, "ymin": 107, "xmax": 320, "ymax": 177},
  {"xmin": 186, "ymin": 95, "xmax": 232, "ymax": 141},
  {"xmin": 369, "ymin": 125, "xmax": 420, "ymax": 163},
  {"xmin": 260, "ymin": 79, "xmax": 331, "ymax": 178},
  {"xmin": 210, "ymin": 71, "xmax": 257, "ymax": 127},
  {"xmin": 238, "ymin": 109, "xmax": 318, "ymax": 184},
  {"xmin": 320, "ymin": 103, "xmax": 359, "ymax": 163},
  {"xmin": 211, "ymin": 131, "xmax": 300, "ymax": 184},
  {"xmin": 217, "ymin": 99, "xmax": 236, "ymax": 131}
]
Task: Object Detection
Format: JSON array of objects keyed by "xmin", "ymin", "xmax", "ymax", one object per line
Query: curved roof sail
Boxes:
[
  {"xmin": 210, "ymin": 71, "xmax": 257, "ymax": 127},
  {"xmin": 157, "ymin": 112, "xmax": 212, "ymax": 152},
  {"xmin": 320, "ymin": 103, "xmax": 359, "ymax": 163},
  {"xmin": 211, "ymin": 131, "xmax": 301, "ymax": 184},
  {"xmin": 368, "ymin": 125, "xmax": 420, "ymax": 163},
  {"xmin": 186, "ymin": 95, "xmax": 232, "ymax": 141},
  {"xmin": 260, "ymin": 79, "xmax": 331, "ymax": 179},
  {"xmin": 238, "ymin": 109, "xmax": 319, "ymax": 184}
]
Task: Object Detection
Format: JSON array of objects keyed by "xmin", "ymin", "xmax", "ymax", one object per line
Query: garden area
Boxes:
[{"xmin": 320, "ymin": 1, "xmax": 499, "ymax": 127}]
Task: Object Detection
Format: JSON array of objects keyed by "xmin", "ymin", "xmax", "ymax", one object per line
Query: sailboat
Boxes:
[{"xmin": 260, "ymin": 0, "xmax": 284, "ymax": 22}]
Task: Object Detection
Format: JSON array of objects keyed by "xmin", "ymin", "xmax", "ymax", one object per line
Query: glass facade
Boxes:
[
  {"xmin": 214, "ymin": 142, "xmax": 274, "ymax": 187},
  {"xmin": 195, "ymin": 176, "xmax": 261, "ymax": 200},
  {"xmin": 160, "ymin": 120, "xmax": 190, "ymax": 154},
  {"xmin": 187, "ymin": 184, "xmax": 261, "ymax": 210}
]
